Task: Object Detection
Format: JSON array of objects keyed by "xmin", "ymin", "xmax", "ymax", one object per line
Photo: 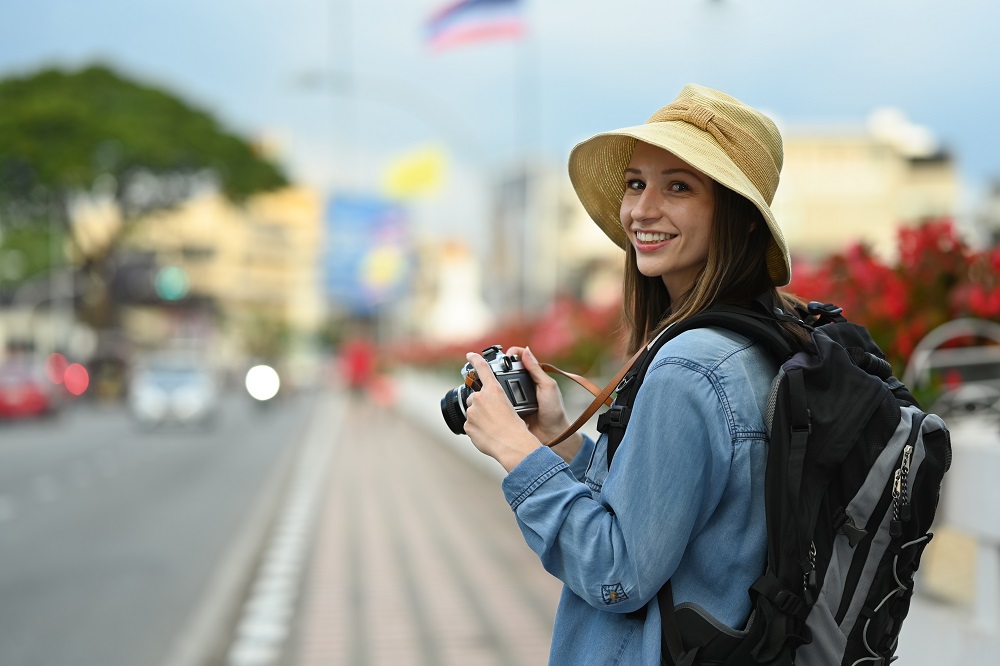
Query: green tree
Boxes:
[
  {"xmin": 0, "ymin": 63, "xmax": 286, "ymax": 208},
  {"xmin": 0, "ymin": 63, "xmax": 287, "ymax": 329}
]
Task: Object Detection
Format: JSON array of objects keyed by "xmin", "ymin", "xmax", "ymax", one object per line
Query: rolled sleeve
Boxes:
[{"xmin": 502, "ymin": 445, "xmax": 570, "ymax": 511}]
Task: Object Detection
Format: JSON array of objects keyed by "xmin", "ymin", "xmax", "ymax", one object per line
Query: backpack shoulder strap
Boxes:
[
  {"xmin": 600, "ymin": 307, "xmax": 795, "ymax": 467},
  {"xmin": 677, "ymin": 306, "xmax": 795, "ymax": 362}
]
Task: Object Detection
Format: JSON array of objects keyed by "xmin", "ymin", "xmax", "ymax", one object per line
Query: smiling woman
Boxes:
[{"xmin": 459, "ymin": 84, "xmax": 815, "ymax": 666}]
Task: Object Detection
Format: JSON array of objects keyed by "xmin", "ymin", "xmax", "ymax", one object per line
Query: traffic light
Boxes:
[{"xmin": 154, "ymin": 266, "xmax": 190, "ymax": 301}]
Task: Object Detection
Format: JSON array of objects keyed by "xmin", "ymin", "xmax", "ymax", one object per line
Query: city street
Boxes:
[
  {"xmin": 0, "ymin": 378, "xmax": 564, "ymax": 666},
  {"xmin": 0, "ymin": 391, "xmax": 315, "ymax": 666}
]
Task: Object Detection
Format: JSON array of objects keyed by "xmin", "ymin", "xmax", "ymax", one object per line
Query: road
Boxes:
[{"xmin": 0, "ymin": 391, "xmax": 315, "ymax": 666}]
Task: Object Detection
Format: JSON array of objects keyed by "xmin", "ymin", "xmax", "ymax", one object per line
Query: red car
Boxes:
[{"xmin": 0, "ymin": 364, "xmax": 55, "ymax": 419}]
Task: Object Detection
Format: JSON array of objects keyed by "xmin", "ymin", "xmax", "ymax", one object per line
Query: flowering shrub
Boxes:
[
  {"xmin": 388, "ymin": 296, "xmax": 622, "ymax": 377},
  {"xmin": 394, "ymin": 219, "xmax": 999, "ymax": 407},
  {"xmin": 525, "ymin": 296, "xmax": 624, "ymax": 372},
  {"xmin": 784, "ymin": 218, "xmax": 1000, "ymax": 385}
]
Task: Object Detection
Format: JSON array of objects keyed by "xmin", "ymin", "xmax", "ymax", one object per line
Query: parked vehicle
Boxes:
[
  {"xmin": 0, "ymin": 362, "xmax": 58, "ymax": 419},
  {"xmin": 128, "ymin": 359, "xmax": 219, "ymax": 427}
]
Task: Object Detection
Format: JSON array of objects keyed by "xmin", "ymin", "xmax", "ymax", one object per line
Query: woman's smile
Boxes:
[{"xmin": 634, "ymin": 230, "xmax": 678, "ymax": 251}]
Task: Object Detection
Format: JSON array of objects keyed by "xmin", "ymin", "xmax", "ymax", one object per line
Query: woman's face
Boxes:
[{"xmin": 620, "ymin": 141, "xmax": 715, "ymax": 301}]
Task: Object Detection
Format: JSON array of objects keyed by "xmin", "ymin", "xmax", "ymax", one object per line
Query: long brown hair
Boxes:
[{"xmin": 622, "ymin": 183, "xmax": 809, "ymax": 355}]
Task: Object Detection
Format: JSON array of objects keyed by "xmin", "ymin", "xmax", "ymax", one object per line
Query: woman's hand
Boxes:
[
  {"xmin": 505, "ymin": 347, "xmax": 584, "ymax": 463},
  {"xmin": 463, "ymin": 352, "xmax": 542, "ymax": 472}
]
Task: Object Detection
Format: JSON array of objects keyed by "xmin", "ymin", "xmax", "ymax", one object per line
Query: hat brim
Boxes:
[{"xmin": 568, "ymin": 120, "xmax": 791, "ymax": 286}]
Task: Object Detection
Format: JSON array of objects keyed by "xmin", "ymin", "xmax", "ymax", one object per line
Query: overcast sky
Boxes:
[{"xmin": 2, "ymin": 0, "xmax": 998, "ymax": 240}]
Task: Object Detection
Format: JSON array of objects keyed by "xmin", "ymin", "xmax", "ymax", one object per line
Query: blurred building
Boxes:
[
  {"xmin": 0, "ymin": 267, "xmax": 88, "ymax": 364},
  {"xmin": 488, "ymin": 160, "xmax": 622, "ymax": 317},
  {"xmin": 772, "ymin": 109, "xmax": 959, "ymax": 260},
  {"xmin": 975, "ymin": 180, "xmax": 1000, "ymax": 247},
  {"xmin": 410, "ymin": 240, "xmax": 494, "ymax": 343},
  {"xmin": 123, "ymin": 187, "xmax": 325, "ymax": 377}
]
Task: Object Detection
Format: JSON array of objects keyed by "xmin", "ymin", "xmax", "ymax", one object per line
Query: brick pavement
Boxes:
[
  {"xmin": 282, "ymin": 382, "xmax": 985, "ymax": 666},
  {"xmin": 291, "ymin": 394, "xmax": 562, "ymax": 666}
]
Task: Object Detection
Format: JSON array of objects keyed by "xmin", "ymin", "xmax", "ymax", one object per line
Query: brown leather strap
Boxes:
[
  {"xmin": 538, "ymin": 363, "xmax": 609, "ymax": 403},
  {"xmin": 539, "ymin": 345, "xmax": 647, "ymax": 448}
]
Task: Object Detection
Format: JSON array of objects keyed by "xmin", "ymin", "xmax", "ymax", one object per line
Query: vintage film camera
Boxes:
[{"xmin": 440, "ymin": 345, "xmax": 539, "ymax": 435}]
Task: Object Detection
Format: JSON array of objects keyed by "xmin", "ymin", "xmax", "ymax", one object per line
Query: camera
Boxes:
[{"xmin": 440, "ymin": 344, "xmax": 538, "ymax": 435}]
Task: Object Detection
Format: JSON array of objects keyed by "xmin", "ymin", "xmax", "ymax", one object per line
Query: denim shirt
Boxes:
[{"xmin": 501, "ymin": 327, "xmax": 777, "ymax": 665}]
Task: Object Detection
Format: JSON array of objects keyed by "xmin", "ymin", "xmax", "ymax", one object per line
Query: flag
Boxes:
[
  {"xmin": 381, "ymin": 144, "xmax": 448, "ymax": 199},
  {"xmin": 424, "ymin": 0, "xmax": 524, "ymax": 52}
]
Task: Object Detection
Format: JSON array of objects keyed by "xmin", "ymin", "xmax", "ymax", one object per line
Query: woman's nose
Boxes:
[{"xmin": 630, "ymin": 189, "xmax": 661, "ymax": 222}]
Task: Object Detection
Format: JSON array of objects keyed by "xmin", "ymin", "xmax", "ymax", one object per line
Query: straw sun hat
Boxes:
[{"xmin": 568, "ymin": 84, "xmax": 791, "ymax": 286}]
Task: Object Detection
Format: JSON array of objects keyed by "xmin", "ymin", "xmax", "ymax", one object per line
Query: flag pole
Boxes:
[
  {"xmin": 517, "ymin": 0, "xmax": 536, "ymax": 317},
  {"xmin": 516, "ymin": 0, "xmax": 554, "ymax": 316}
]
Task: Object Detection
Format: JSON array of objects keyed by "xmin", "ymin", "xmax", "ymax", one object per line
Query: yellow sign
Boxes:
[{"xmin": 381, "ymin": 145, "xmax": 447, "ymax": 199}]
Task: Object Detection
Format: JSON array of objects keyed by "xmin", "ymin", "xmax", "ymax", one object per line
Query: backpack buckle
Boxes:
[
  {"xmin": 615, "ymin": 373, "xmax": 635, "ymax": 394},
  {"xmin": 773, "ymin": 589, "xmax": 806, "ymax": 619},
  {"xmin": 807, "ymin": 301, "xmax": 846, "ymax": 324},
  {"xmin": 597, "ymin": 406, "xmax": 631, "ymax": 433},
  {"xmin": 807, "ymin": 301, "xmax": 844, "ymax": 317},
  {"xmin": 792, "ymin": 422, "xmax": 812, "ymax": 436}
]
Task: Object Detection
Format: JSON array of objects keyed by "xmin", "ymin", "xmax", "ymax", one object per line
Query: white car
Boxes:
[{"xmin": 128, "ymin": 362, "xmax": 219, "ymax": 427}]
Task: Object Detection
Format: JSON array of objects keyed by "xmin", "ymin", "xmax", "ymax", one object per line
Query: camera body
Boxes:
[{"xmin": 440, "ymin": 345, "xmax": 538, "ymax": 435}]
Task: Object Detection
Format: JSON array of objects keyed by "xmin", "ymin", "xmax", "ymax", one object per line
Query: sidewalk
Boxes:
[
  {"xmin": 284, "ymin": 374, "xmax": 999, "ymax": 666},
  {"xmin": 290, "ymin": 383, "xmax": 562, "ymax": 666}
]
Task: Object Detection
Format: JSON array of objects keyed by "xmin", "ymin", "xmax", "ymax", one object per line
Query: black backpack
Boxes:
[{"xmin": 596, "ymin": 299, "xmax": 952, "ymax": 666}]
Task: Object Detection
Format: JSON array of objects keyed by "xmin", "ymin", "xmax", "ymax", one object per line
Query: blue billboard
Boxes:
[{"xmin": 323, "ymin": 195, "xmax": 411, "ymax": 314}]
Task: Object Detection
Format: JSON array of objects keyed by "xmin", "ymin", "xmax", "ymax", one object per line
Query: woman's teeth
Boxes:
[{"xmin": 636, "ymin": 232, "xmax": 677, "ymax": 243}]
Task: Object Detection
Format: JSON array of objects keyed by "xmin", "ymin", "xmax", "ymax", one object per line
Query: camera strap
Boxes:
[{"xmin": 538, "ymin": 345, "xmax": 647, "ymax": 448}]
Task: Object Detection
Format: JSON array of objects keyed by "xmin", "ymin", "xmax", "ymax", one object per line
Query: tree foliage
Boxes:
[
  {"xmin": 0, "ymin": 63, "xmax": 287, "ymax": 216},
  {"xmin": 0, "ymin": 225, "xmax": 59, "ymax": 286}
]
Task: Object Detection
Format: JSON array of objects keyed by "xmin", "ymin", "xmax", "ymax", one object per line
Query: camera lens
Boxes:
[{"xmin": 440, "ymin": 385, "xmax": 473, "ymax": 435}]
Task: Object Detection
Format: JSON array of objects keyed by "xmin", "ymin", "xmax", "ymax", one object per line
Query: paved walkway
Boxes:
[
  {"xmin": 282, "ymin": 375, "xmax": 997, "ymax": 666},
  {"xmin": 291, "ymin": 393, "xmax": 561, "ymax": 666}
]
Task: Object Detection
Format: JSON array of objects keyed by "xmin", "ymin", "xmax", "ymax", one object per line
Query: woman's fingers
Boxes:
[
  {"xmin": 461, "ymin": 353, "xmax": 540, "ymax": 470},
  {"xmin": 464, "ymin": 353, "xmax": 518, "ymax": 425},
  {"xmin": 507, "ymin": 346, "xmax": 553, "ymax": 386},
  {"xmin": 465, "ymin": 352, "xmax": 497, "ymax": 385}
]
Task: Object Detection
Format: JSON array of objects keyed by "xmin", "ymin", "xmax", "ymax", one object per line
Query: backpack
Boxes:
[{"xmin": 595, "ymin": 299, "xmax": 953, "ymax": 666}]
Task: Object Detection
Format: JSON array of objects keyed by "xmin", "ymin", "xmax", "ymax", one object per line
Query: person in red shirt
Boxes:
[{"xmin": 340, "ymin": 335, "xmax": 376, "ymax": 397}]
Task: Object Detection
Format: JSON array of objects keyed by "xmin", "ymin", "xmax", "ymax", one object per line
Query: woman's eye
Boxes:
[
  {"xmin": 670, "ymin": 181, "xmax": 691, "ymax": 193},
  {"xmin": 625, "ymin": 179, "xmax": 645, "ymax": 191}
]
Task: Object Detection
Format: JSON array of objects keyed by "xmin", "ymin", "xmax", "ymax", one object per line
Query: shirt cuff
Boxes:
[{"xmin": 501, "ymin": 445, "xmax": 568, "ymax": 511}]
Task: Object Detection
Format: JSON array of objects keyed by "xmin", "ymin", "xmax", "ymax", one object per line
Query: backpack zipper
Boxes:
[
  {"xmin": 890, "ymin": 444, "xmax": 914, "ymax": 536},
  {"xmin": 803, "ymin": 541, "xmax": 818, "ymax": 605},
  {"xmin": 834, "ymin": 430, "xmax": 920, "ymax": 626}
]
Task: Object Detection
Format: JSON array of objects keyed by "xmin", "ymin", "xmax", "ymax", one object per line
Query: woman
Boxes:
[{"xmin": 462, "ymin": 84, "xmax": 807, "ymax": 665}]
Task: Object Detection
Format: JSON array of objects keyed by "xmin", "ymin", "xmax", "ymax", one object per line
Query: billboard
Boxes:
[{"xmin": 323, "ymin": 195, "xmax": 411, "ymax": 315}]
